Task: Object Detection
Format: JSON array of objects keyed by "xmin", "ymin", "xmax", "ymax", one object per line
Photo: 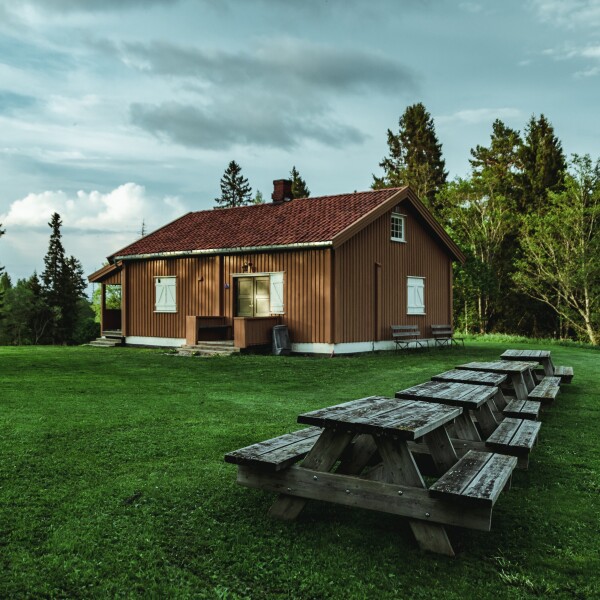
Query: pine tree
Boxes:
[
  {"xmin": 252, "ymin": 190, "xmax": 265, "ymax": 205},
  {"xmin": 140, "ymin": 219, "xmax": 147, "ymax": 237},
  {"xmin": 41, "ymin": 213, "xmax": 87, "ymax": 344},
  {"xmin": 519, "ymin": 114, "xmax": 566, "ymax": 212},
  {"xmin": 373, "ymin": 103, "xmax": 447, "ymax": 210},
  {"xmin": 290, "ymin": 166, "xmax": 310, "ymax": 198},
  {"xmin": 214, "ymin": 161, "xmax": 252, "ymax": 208}
]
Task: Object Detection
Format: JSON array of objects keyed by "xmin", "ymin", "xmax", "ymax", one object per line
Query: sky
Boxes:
[{"xmin": 0, "ymin": 0, "xmax": 599, "ymax": 285}]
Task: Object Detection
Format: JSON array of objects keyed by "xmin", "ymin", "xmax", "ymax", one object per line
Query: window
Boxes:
[
  {"xmin": 269, "ymin": 272, "xmax": 284, "ymax": 314},
  {"xmin": 155, "ymin": 276, "xmax": 177, "ymax": 312},
  {"xmin": 233, "ymin": 271, "xmax": 285, "ymax": 317},
  {"xmin": 407, "ymin": 277, "xmax": 425, "ymax": 315},
  {"xmin": 391, "ymin": 213, "xmax": 406, "ymax": 242}
]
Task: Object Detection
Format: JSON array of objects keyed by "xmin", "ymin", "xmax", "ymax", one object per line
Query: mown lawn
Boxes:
[{"xmin": 0, "ymin": 341, "xmax": 598, "ymax": 599}]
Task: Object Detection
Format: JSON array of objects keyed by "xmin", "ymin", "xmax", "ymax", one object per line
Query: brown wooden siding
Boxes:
[
  {"xmin": 124, "ymin": 249, "xmax": 332, "ymax": 343},
  {"xmin": 334, "ymin": 205, "xmax": 453, "ymax": 343},
  {"xmin": 103, "ymin": 271, "xmax": 122, "ymax": 285}
]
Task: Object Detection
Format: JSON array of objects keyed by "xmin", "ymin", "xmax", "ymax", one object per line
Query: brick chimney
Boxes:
[{"xmin": 272, "ymin": 179, "xmax": 293, "ymax": 203}]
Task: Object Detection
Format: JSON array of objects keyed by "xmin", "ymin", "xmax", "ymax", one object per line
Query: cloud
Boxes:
[
  {"xmin": 120, "ymin": 38, "xmax": 414, "ymax": 150},
  {"xmin": 0, "ymin": 0, "xmax": 178, "ymax": 16},
  {"xmin": 542, "ymin": 42, "xmax": 600, "ymax": 76},
  {"xmin": 0, "ymin": 90, "xmax": 37, "ymax": 114},
  {"xmin": 1, "ymin": 183, "xmax": 185, "ymax": 233},
  {"xmin": 436, "ymin": 107, "xmax": 523, "ymax": 126},
  {"xmin": 529, "ymin": 0, "xmax": 600, "ymax": 28}
]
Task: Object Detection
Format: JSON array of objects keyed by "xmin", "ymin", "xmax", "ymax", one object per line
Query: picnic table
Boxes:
[
  {"xmin": 226, "ymin": 395, "xmax": 517, "ymax": 556},
  {"xmin": 395, "ymin": 380, "xmax": 499, "ymax": 439},
  {"xmin": 500, "ymin": 349, "xmax": 554, "ymax": 376},
  {"xmin": 456, "ymin": 361, "xmax": 539, "ymax": 401}
]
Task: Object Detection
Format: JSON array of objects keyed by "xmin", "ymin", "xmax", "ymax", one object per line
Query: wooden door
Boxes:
[{"xmin": 254, "ymin": 277, "xmax": 271, "ymax": 317}]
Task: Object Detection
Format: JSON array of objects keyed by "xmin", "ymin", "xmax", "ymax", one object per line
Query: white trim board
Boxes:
[
  {"xmin": 291, "ymin": 339, "xmax": 437, "ymax": 354},
  {"xmin": 125, "ymin": 336, "xmax": 186, "ymax": 348}
]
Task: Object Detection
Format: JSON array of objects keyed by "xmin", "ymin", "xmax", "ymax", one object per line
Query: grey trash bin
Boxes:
[{"xmin": 272, "ymin": 325, "xmax": 291, "ymax": 356}]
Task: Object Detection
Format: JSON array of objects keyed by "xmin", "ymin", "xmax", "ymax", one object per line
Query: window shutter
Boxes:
[
  {"xmin": 269, "ymin": 272, "xmax": 284, "ymax": 314},
  {"xmin": 155, "ymin": 277, "xmax": 177, "ymax": 312},
  {"xmin": 407, "ymin": 277, "xmax": 425, "ymax": 315}
]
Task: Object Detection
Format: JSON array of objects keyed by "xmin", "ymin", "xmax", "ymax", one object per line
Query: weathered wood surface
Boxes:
[
  {"xmin": 474, "ymin": 401, "xmax": 500, "ymax": 437},
  {"xmin": 298, "ymin": 396, "xmax": 461, "ymax": 440},
  {"xmin": 237, "ymin": 465, "xmax": 492, "ymax": 531},
  {"xmin": 395, "ymin": 381, "xmax": 496, "ymax": 409},
  {"xmin": 268, "ymin": 428, "xmax": 354, "ymax": 520},
  {"xmin": 554, "ymin": 365, "xmax": 574, "ymax": 384},
  {"xmin": 501, "ymin": 349, "xmax": 555, "ymax": 376},
  {"xmin": 423, "ymin": 426, "xmax": 459, "ymax": 473},
  {"xmin": 375, "ymin": 436, "xmax": 455, "ymax": 556},
  {"xmin": 432, "ymin": 369, "xmax": 507, "ymax": 387},
  {"xmin": 391, "ymin": 325, "xmax": 425, "ymax": 349},
  {"xmin": 503, "ymin": 399, "xmax": 541, "ymax": 421},
  {"xmin": 528, "ymin": 376, "xmax": 561, "ymax": 401},
  {"xmin": 224, "ymin": 427, "xmax": 322, "ymax": 470},
  {"xmin": 456, "ymin": 360, "xmax": 539, "ymax": 374},
  {"xmin": 429, "ymin": 450, "xmax": 517, "ymax": 507},
  {"xmin": 453, "ymin": 412, "xmax": 482, "ymax": 441},
  {"xmin": 486, "ymin": 418, "xmax": 541, "ymax": 453},
  {"xmin": 431, "ymin": 325, "xmax": 465, "ymax": 347}
]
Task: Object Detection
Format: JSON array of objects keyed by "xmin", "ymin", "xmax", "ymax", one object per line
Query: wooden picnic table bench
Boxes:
[
  {"xmin": 456, "ymin": 361, "xmax": 539, "ymax": 401},
  {"xmin": 396, "ymin": 379, "xmax": 541, "ymax": 469},
  {"xmin": 500, "ymin": 349, "xmax": 574, "ymax": 385},
  {"xmin": 431, "ymin": 325, "xmax": 465, "ymax": 348},
  {"xmin": 431, "ymin": 368, "xmax": 541, "ymax": 420},
  {"xmin": 391, "ymin": 325, "xmax": 425, "ymax": 350},
  {"xmin": 226, "ymin": 395, "xmax": 517, "ymax": 556}
]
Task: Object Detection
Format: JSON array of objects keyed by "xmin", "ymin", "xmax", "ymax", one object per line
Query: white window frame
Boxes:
[
  {"xmin": 391, "ymin": 212, "xmax": 406, "ymax": 242},
  {"xmin": 154, "ymin": 276, "xmax": 177, "ymax": 313},
  {"xmin": 407, "ymin": 276, "xmax": 425, "ymax": 315},
  {"xmin": 231, "ymin": 271, "xmax": 285, "ymax": 315}
]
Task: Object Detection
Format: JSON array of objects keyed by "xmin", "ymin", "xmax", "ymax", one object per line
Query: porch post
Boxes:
[{"xmin": 100, "ymin": 283, "xmax": 106, "ymax": 335}]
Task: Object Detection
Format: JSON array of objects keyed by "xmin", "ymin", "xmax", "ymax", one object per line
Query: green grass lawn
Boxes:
[{"xmin": 1, "ymin": 341, "xmax": 599, "ymax": 599}]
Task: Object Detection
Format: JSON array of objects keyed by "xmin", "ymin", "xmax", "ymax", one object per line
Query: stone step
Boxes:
[
  {"xmin": 177, "ymin": 342, "xmax": 240, "ymax": 357},
  {"xmin": 88, "ymin": 338, "xmax": 123, "ymax": 347}
]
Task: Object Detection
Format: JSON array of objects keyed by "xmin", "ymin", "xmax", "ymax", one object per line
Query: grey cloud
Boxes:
[
  {"xmin": 0, "ymin": 90, "xmax": 37, "ymax": 114},
  {"xmin": 0, "ymin": 0, "xmax": 178, "ymax": 14},
  {"xmin": 118, "ymin": 38, "xmax": 417, "ymax": 95},
  {"xmin": 130, "ymin": 100, "xmax": 366, "ymax": 151}
]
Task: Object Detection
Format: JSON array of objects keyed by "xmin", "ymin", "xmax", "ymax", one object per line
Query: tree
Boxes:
[
  {"xmin": 214, "ymin": 161, "xmax": 252, "ymax": 208},
  {"xmin": 0, "ymin": 223, "xmax": 5, "ymax": 309},
  {"xmin": 519, "ymin": 114, "xmax": 566, "ymax": 212},
  {"xmin": 252, "ymin": 190, "xmax": 265, "ymax": 205},
  {"xmin": 514, "ymin": 154, "xmax": 600, "ymax": 345},
  {"xmin": 140, "ymin": 219, "xmax": 147, "ymax": 237},
  {"xmin": 373, "ymin": 102, "xmax": 447, "ymax": 210},
  {"xmin": 41, "ymin": 213, "xmax": 87, "ymax": 344},
  {"xmin": 290, "ymin": 166, "xmax": 310, "ymax": 198}
]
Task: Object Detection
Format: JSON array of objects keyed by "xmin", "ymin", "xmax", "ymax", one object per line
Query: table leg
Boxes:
[
  {"xmin": 335, "ymin": 434, "xmax": 378, "ymax": 475},
  {"xmin": 375, "ymin": 437, "xmax": 455, "ymax": 557},
  {"xmin": 509, "ymin": 373, "xmax": 528, "ymax": 401},
  {"xmin": 449, "ymin": 412, "xmax": 481, "ymax": 441},
  {"xmin": 493, "ymin": 388, "xmax": 508, "ymax": 410},
  {"xmin": 523, "ymin": 369, "xmax": 536, "ymax": 392},
  {"xmin": 268, "ymin": 428, "xmax": 353, "ymax": 520},
  {"xmin": 475, "ymin": 400, "xmax": 500, "ymax": 438},
  {"xmin": 547, "ymin": 357, "xmax": 556, "ymax": 376}
]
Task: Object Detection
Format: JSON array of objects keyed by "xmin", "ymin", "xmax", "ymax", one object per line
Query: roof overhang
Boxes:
[
  {"xmin": 331, "ymin": 186, "xmax": 466, "ymax": 263},
  {"xmin": 88, "ymin": 261, "xmax": 123, "ymax": 283},
  {"xmin": 112, "ymin": 240, "xmax": 333, "ymax": 262}
]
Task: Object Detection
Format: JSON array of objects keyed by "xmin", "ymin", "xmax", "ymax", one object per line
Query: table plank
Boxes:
[
  {"xmin": 432, "ymin": 369, "xmax": 507, "ymax": 387},
  {"xmin": 298, "ymin": 396, "xmax": 461, "ymax": 440},
  {"xmin": 456, "ymin": 360, "xmax": 539, "ymax": 374},
  {"xmin": 396, "ymin": 380, "xmax": 496, "ymax": 409}
]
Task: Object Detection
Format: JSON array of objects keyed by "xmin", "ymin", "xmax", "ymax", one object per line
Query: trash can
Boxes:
[{"xmin": 272, "ymin": 325, "xmax": 291, "ymax": 356}]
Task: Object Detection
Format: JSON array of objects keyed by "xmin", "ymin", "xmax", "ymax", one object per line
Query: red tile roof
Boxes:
[{"xmin": 111, "ymin": 187, "xmax": 406, "ymax": 259}]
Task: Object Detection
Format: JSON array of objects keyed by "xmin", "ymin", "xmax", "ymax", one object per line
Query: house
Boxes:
[{"xmin": 88, "ymin": 181, "xmax": 465, "ymax": 353}]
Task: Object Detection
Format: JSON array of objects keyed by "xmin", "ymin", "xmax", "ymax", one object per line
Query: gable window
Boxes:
[
  {"xmin": 155, "ymin": 276, "xmax": 177, "ymax": 313},
  {"xmin": 391, "ymin": 212, "xmax": 406, "ymax": 242},
  {"xmin": 407, "ymin": 276, "xmax": 425, "ymax": 315}
]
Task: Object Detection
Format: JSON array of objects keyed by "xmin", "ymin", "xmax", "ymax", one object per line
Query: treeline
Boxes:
[
  {"xmin": 374, "ymin": 104, "xmax": 600, "ymax": 345},
  {"xmin": 0, "ymin": 213, "xmax": 97, "ymax": 345}
]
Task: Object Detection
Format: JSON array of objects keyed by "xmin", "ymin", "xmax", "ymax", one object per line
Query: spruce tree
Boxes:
[
  {"xmin": 214, "ymin": 161, "xmax": 252, "ymax": 208},
  {"xmin": 519, "ymin": 114, "xmax": 566, "ymax": 212},
  {"xmin": 41, "ymin": 213, "xmax": 86, "ymax": 344},
  {"xmin": 373, "ymin": 102, "xmax": 447, "ymax": 211},
  {"xmin": 0, "ymin": 223, "xmax": 5, "ymax": 316},
  {"xmin": 290, "ymin": 166, "xmax": 310, "ymax": 198}
]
